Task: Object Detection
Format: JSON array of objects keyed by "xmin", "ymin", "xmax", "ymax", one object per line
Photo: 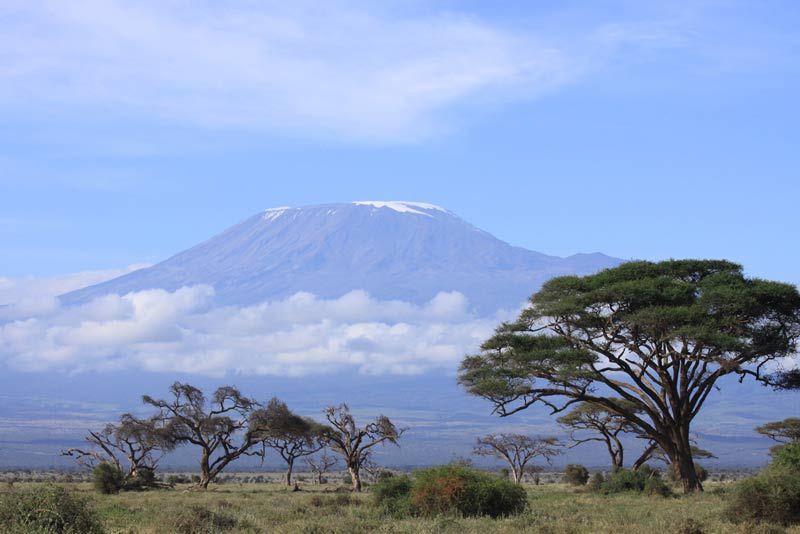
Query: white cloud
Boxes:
[
  {"xmin": 0, "ymin": 277, "xmax": 510, "ymax": 376},
  {"xmin": 0, "ymin": 0, "xmax": 578, "ymax": 141},
  {"xmin": 0, "ymin": 264, "xmax": 148, "ymax": 312}
]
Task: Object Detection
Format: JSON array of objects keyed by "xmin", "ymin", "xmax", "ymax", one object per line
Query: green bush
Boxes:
[
  {"xmin": 372, "ymin": 465, "xmax": 526, "ymax": 518},
  {"xmin": 372, "ymin": 475, "xmax": 413, "ymax": 516},
  {"xmin": 563, "ymin": 464, "xmax": 589, "ymax": 486},
  {"xmin": 92, "ymin": 462, "xmax": 125, "ymax": 494},
  {"xmin": 410, "ymin": 465, "xmax": 527, "ymax": 518},
  {"xmin": 727, "ymin": 463, "xmax": 800, "ymax": 525},
  {"xmin": 166, "ymin": 474, "xmax": 192, "ymax": 485},
  {"xmin": 0, "ymin": 484, "xmax": 104, "ymax": 533},
  {"xmin": 601, "ymin": 467, "xmax": 671, "ymax": 496},
  {"xmin": 666, "ymin": 463, "xmax": 708, "ymax": 484},
  {"xmin": 771, "ymin": 442, "xmax": 800, "ymax": 470},
  {"xmin": 125, "ymin": 468, "xmax": 156, "ymax": 490},
  {"xmin": 168, "ymin": 505, "xmax": 237, "ymax": 534},
  {"xmin": 587, "ymin": 472, "xmax": 605, "ymax": 491}
]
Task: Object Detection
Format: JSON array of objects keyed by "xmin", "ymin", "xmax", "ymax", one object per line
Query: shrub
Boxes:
[
  {"xmin": 727, "ymin": 467, "xmax": 800, "ymax": 525},
  {"xmin": 587, "ymin": 472, "xmax": 605, "ymax": 491},
  {"xmin": 771, "ymin": 442, "xmax": 800, "ymax": 471},
  {"xmin": 92, "ymin": 462, "xmax": 125, "ymax": 494},
  {"xmin": 168, "ymin": 505, "xmax": 237, "ymax": 534},
  {"xmin": 0, "ymin": 484, "xmax": 104, "ymax": 533},
  {"xmin": 666, "ymin": 463, "xmax": 708, "ymax": 484},
  {"xmin": 601, "ymin": 468, "xmax": 671, "ymax": 496},
  {"xmin": 125, "ymin": 468, "xmax": 156, "ymax": 490},
  {"xmin": 563, "ymin": 464, "xmax": 589, "ymax": 486},
  {"xmin": 372, "ymin": 475, "xmax": 413, "ymax": 516},
  {"xmin": 410, "ymin": 465, "xmax": 527, "ymax": 518}
]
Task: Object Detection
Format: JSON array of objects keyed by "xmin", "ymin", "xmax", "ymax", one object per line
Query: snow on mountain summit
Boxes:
[{"xmin": 352, "ymin": 201, "xmax": 448, "ymax": 216}]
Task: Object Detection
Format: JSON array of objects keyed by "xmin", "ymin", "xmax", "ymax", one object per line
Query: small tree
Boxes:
[
  {"xmin": 322, "ymin": 404, "xmax": 404, "ymax": 492},
  {"xmin": 62, "ymin": 413, "xmax": 173, "ymax": 486},
  {"xmin": 143, "ymin": 382, "xmax": 268, "ymax": 489},
  {"xmin": 473, "ymin": 434, "xmax": 561, "ymax": 484},
  {"xmin": 256, "ymin": 398, "xmax": 327, "ymax": 486},
  {"xmin": 305, "ymin": 451, "xmax": 338, "ymax": 484},
  {"xmin": 557, "ymin": 400, "xmax": 642, "ymax": 470},
  {"xmin": 459, "ymin": 260, "xmax": 800, "ymax": 492}
]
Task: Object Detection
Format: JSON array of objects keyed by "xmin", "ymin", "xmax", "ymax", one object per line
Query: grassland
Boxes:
[{"xmin": 4, "ymin": 479, "xmax": 796, "ymax": 534}]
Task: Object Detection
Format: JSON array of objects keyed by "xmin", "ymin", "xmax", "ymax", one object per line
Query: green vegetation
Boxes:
[
  {"xmin": 460, "ymin": 259, "xmax": 800, "ymax": 492},
  {"xmin": 0, "ymin": 484, "xmax": 104, "ymax": 533},
  {"xmin": 599, "ymin": 467, "xmax": 672, "ymax": 497},
  {"xmin": 3, "ymin": 479, "xmax": 799, "ymax": 533},
  {"xmin": 92, "ymin": 463, "xmax": 125, "ymax": 495},
  {"xmin": 727, "ymin": 443, "xmax": 800, "ymax": 526},
  {"xmin": 562, "ymin": 464, "xmax": 589, "ymax": 486},
  {"xmin": 375, "ymin": 464, "xmax": 527, "ymax": 518}
]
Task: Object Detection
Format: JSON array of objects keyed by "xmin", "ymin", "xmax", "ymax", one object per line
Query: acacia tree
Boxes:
[
  {"xmin": 256, "ymin": 398, "xmax": 327, "ymax": 486},
  {"xmin": 143, "ymin": 382, "xmax": 268, "ymax": 489},
  {"xmin": 459, "ymin": 260, "xmax": 800, "ymax": 492},
  {"xmin": 304, "ymin": 451, "xmax": 338, "ymax": 484},
  {"xmin": 473, "ymin": 434, "xmax": 561, "ymax": 484},
  {"xmin": 322, "ymin": 404, "xmax": 403, "ymax": 492},
  {"xmin": 62, "ymin": 413, "xmax": 174, "ymax": 483},
  {"xmin": 557, "ymin": 400, "xmax": 642, "ymax": 470}
]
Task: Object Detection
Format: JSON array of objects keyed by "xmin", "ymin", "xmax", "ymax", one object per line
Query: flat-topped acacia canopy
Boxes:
[{"xmin": 459, "ymin": 259, "xmax": 800, "ymax": 492}]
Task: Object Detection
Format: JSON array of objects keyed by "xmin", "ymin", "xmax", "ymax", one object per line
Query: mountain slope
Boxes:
[{"xmin": 61, "ymin": 201, "xmax": 621, "ymax": 312}]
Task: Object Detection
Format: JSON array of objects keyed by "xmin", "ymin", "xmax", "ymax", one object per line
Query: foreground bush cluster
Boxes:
[
  {"xmin": 374, "ymin": 465, "xmax": 527, "ymax": 518},
  {"xmin": 726, "ymin": 443, "xmax": 800, "ymax": 525}
]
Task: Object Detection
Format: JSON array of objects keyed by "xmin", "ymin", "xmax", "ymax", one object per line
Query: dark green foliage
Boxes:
[
  {"xmin": 771, "ymin": 442, "xmax": 800, "ymax": 470},
  {"xmin": 563, "ymin": 464, "xmax": 589, "ymax": 486},
  {"xmin": 168, "ymin": 505, "xmax": 238, "ymax": 534},
  {"xmin": 459, "ymin": 260, "xmax": 800, "ymax": 492},
  {"xmin": 372, "ymin": 474, "xmax": 413, "ymax": 516},
  {"xmin": 727, "ymin": 468, "xmax": 800, "ymax": 525},
  {"xmin": 587, "ymin": 471, "xmax": 605, "ymax": 491},
  {"xmin": 92, "ymin": 462, "xmax": 125, "ymax": 494},
  {"xmin": 411, "ymin": 465, "xmax": 527, "ymax": 518},
  {"xmin": 372, "ymin": 465, "xmax": 527, "ymax": 518},
  {"xmin": 600, "ymin": 468, "xmax": 671, "ymax": 497},
  {"xmin": 124, "ymin": 468, "xmax": 156, "ymax": 490},
  {"xmin": 0, "ymin": 484, "xmax": 104, "ymax": 533}
]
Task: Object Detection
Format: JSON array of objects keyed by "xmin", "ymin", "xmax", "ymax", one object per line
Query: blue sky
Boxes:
[
  {"xmin": 0, "ymin": 1, "xmax": 799, "ymax": 467},
  {"xmin": 1, "ymin": 0, "xmax": 799, "ymax": 285}
]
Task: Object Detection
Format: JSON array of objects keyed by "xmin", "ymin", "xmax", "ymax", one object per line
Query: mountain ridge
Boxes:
[{"xmin": 61, "ymin": 201, "xmax": 622, "ymax": 313}]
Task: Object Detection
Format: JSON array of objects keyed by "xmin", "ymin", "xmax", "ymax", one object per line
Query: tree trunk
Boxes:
[
  {"xmin": 666, "ymin": 430, "xmax": 703, "ymax": 493},
  {"xmin": 673, "ymin": 438, "xmax": 702, "ymax": 493},
  {"xmin": 348, "ymin": 465, "xmax": 362, "ymax": 492},
  {"xmin": 632, "ymin": 442, "xmax": 658, "ymax": 471},
  {"xmin": 512, "ymin": 466, "xmax": 522, "ymax": 485},
  {"xmin": 197, "ymin": 449, "xmax": 212, "ymax": 489},
  {"xmin": 285, "ymin": 460, "xmax": 294, "ymax": 486}
]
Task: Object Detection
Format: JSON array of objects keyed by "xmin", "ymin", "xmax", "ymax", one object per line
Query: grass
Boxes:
[{"xmin": 3, "ymin": 480, "xmax": 798, "ymax": 533}]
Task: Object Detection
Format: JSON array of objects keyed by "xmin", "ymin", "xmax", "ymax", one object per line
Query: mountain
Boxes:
[{"xmin": 61, "ymin": 201, "xmax": 621, "ymax": 312}]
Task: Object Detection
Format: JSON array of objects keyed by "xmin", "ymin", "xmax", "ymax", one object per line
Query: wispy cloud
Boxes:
[{"xmin": 0, "ymin": 1, "xmax": 578, "ymax": 141}]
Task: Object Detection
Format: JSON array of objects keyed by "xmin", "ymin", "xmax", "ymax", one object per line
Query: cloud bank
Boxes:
[{"xmin": 0, "ymin": 274, "xmax": 511, "ymax": 376}]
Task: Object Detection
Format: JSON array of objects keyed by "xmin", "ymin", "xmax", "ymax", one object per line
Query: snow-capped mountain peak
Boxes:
[{"xmin": 352, "ymin": 200, "xmax": 448, "ymax": 216}]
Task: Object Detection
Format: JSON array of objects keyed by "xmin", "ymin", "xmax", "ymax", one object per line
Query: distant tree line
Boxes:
[{"xmin": 63, "ymin": 382, "xmax": 404, "ymax": 492}]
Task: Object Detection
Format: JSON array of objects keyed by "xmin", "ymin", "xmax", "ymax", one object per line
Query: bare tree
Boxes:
[
  {"xmin": 61, "ymin": 413, "xmax": 173, "ymax": 484},
  {"xmin": 557, "ymin": 400, "xmax": 642, "ymax": 469},
  {"xmin": 322, "ymin": 403, "xmax": 404, "ymax": 492},
  {"xmin": 473, "ymin": 434, "xmax": 561, "ymax": 484},
  {"xmin": 255, "ymin": 398, "xmax": 327, "ymax": 486},
  {"xmin": 143, "ymin": 382, "xmax": 267, "ymax": 489},
  {"xmin": 304, "ymin": 451, "xmax": 338, "ymax": 484}
]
